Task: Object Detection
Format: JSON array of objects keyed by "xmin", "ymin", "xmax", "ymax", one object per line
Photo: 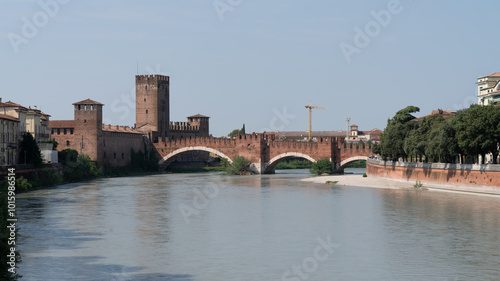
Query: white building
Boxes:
[
  {"xmin": 0, "ymin": 98, "xmax": 55, "ymax": 164},
  {"xmin": 477, "ymin": 72, "xmax": 500, "ymax": 105}
]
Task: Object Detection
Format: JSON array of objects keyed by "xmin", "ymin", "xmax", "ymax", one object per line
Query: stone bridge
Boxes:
[{"xmin": 154, "ymin": 134, "xmax": 374, "ymax": 174}]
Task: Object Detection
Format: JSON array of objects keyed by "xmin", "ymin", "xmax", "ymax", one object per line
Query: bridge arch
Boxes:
[
  {"xmin": 264, "ymin": 152, "xmax": 316, "ymax": 174},
  {"xmin": 158, "ymin": 146, "xmax": 233, "ymax": 170},
  {"xmin": 339, "ymin": 156, "xmax": 368, "ymax": 170}
]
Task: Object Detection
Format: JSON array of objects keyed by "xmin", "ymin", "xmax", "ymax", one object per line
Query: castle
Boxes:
[{"xmin": 49, "ymin": 75, "xmax": 210, "ymax": 168}]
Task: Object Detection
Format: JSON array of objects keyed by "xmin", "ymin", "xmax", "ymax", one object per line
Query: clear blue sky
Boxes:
[{"xmin": 1, "ymin": 0, "xmax": 499, "ymax": 137}]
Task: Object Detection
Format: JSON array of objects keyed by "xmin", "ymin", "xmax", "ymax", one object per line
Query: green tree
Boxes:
[
  {"xmin": 310, "ymin": 158, "xmax": 333, "ymax": 175},
  {"xmin": 379, "ymin": 106, "xmax": 420, "ymax": 160},
  {"xmin": 426, "ymin": 117, "xmax": 458, "ymax": 163},
  {"xmin": 228, "ymin": 124, "xmax": 246, "ymax": 138},
  {"xmin": 18, "ymin": 132, "xmax": 43, "ymax": 167},
  {"xmin": 454, "ymin": 104, "xmax": 500, "ymax": 163},
  {"xmin": 58, "ymin": 149, "xmax": 78, "ymax": 163},
  {"xmin": 224, "ymin": 156, "xmax": 252, "ymax": 175}
]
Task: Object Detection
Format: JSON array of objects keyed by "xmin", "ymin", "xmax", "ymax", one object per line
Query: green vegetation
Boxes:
[
  {"xmin": 310, "ymin": 158, "xmax": 333, "ymax": 175},
  {"xmin": 18, "ymin": 133, "xmax": 43, "ymax": 166},
  {"xmin": 130, "ymin": 148, "xmax": 159, "ymax": 171},
  {"xmin": 222, "ymin": 156, "xmax": 253, "ymax": 175},
  {"xmin": 362, "ymin": 173, "xmax": 367, "ymax": 178},
  {"xmin": 58, "ymin": 148, "xmax": 78, "ymax": 163},
  {"xmin": 413, "ymin": 180, "xmax": 424, "ymax": 189},
  {"xmin": 346, "ymin": 160, "xmax": 366, "ymax": 168},
  {"xmin": 378, "ymin": 104, "xmax": 500, "ymax": 164},
  {"xmin": 325, "ymin": 181, "xmax": 338, "ymax": 185},
  {"xmin": 275, "ymin": 159, "xmax": 313, "ymax": 169},
  {"xmin": 0, "ymin": 179, "xmax": 21, "ymax": 280},
  {"xmin": 228, "ymin": 124, "xmax": 246, "ymax": 138},
  {"xmin": 61, "ymin": 154, "xmax": 102, "ymax": 182}
]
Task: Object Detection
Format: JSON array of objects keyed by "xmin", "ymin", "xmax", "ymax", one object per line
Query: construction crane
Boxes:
[{"xmin": 305, "ymin": 101, "xmax": 324, "ymax": 141}]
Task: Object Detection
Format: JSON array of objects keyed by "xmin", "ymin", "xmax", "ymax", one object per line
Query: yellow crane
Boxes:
[{"xmin": 305, "ymin": 101, "xmax": 324, "ymax": 141}]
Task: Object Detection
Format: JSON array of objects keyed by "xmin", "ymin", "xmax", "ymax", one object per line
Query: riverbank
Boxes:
[{"xmin": 302, "ymin": 174, "xmax": 500, "ymax": 196}]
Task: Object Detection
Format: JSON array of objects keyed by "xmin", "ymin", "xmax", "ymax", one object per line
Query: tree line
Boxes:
[{"xmin": 373, "ymin": 105, "xmax": 500, "ymax": 164}]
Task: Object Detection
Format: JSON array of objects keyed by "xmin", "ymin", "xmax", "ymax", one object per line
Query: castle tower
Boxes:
[
  {"xmin": 135, "ymin": 74, "xmax": 170, "ymax": 138},
  {"xmin": 72, "ymin": 99, "xmax": 104, "ymax": 164},
  {"xmin": 187, "ymin": 114, "xmax": 210, "ymax": 137}
]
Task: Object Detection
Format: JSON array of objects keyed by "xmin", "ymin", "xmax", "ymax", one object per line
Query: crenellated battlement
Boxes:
[
  {"xmin": 169, "ymin": 121, "xmax": 200, "ymax": 132},
  {"xmin": 156, "ymin": 136, "xmax": 238, "ymax": 148},
  {"xmin": 135, "ymin": 74, "xmax": 170, "ymax": 84}
]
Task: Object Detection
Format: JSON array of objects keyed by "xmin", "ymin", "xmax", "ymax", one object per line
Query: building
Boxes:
[
  {"xmin": 412, "ymin": 109, "xmax": 455, "ymax": 122},
  {"xmin": 0, "ymin": 97, "xmax": 55, "ymax": 164},
  {"xmin": 50, "ymin": 99, "xmax": 145, "ymax": 168},
  {"xmin": 477, "ymin": 72, "xmax": 500, "ymax": 105},
  {"xmin": 49, "ymin": 74, "xmax": 211, "ymax": 168},
  {"xmin": 269, "ymin": 126, "xmax": 382, "ymax": 143},
  {"xmin": 135, "ymin": 75, "xmax": 210, "ymax": 142},
  {"xmin": 0, "ymin": 113, "xmax": 19, "ymax": 166}
]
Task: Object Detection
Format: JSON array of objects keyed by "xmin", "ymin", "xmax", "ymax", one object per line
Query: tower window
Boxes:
[
  {"xmin": 144, "ymin": 98, "xmax": 146, "ymax": 102},
  {"xmin": 145, "ymin": 86, "xmax": 147, "ymax": 90},
  {"xmin": 66, "ymin": 140, "xmax": 70, "ymax": 146},
  {"xmin": 84, "ymin": 119, "xmax": 87, "ymax": 124},
  {"xmin": 146, "ymin": 110, "xmax": 148, "ymax": 114}
]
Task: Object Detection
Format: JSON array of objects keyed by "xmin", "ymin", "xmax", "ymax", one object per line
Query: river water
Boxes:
[{"xmin": 17, "ymin": 169, "xmax": 500, "ymax": 281}]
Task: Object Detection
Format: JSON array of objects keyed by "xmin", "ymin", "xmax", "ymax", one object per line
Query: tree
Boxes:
[
  {"xmin": 379, "ymin": 106, "xmax": 420, "ymax": 160},
  {"xmin": 223, "ymin": 156, "xmax": 252, "ymax": 175},
  {"xmin": 310, "ymin": 158, "xmax": 333, "ymax": 175},
  {"xmin": 58, "ymin": 149, "xmax": 78, "ymax": 163},
  {"xmin": 228, "ymin": 124, "xmax": 246, "ymax": 138},
  {"xmin": 18, "ymin": 132, "xmax": 43, "ymax": 166},
  {"xmin": 454, "ymin": 104, "xmax": 500, "ymax": 164}
]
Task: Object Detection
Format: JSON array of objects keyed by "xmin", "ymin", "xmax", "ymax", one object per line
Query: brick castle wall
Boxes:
[{"xmin": 136, "ymin": 75, "xmax": 170, "ymax": 137}]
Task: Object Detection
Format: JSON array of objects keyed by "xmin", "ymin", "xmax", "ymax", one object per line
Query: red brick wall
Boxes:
[
  {"xmin": 135, "ymin": 75, "xmax": 170, "ymax": 138},
  {"xmin": 367, "ymin": 160, "xmax": 500, "ymax": 187},
  {"xmin": 102, "ymin": 132, "xmax": 145, "ymax": 168}
]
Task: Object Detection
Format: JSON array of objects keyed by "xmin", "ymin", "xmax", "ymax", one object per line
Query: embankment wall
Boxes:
[{"xmin": 367, "ymin": 159, "xmax": 500, "ymax": 187}]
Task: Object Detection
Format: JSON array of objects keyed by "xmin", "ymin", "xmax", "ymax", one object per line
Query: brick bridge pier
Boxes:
[{"xmin": 154, "ymin": 134, "xmax": 373, "ymax": 174}]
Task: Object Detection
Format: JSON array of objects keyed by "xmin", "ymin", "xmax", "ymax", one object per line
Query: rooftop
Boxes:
[
  {"xmin": 72, "ymin": 99, "xmax": 104, "ymax": 106},
  {"xmin": 48, "ymin": 120, "xmax": 75, "ymax": 128},
  {"xmin": 187, "ymin": 114, "xmax": 210, "ymax": 118},
  {"xmin": 479, "ymin": 72, "xmax": 500, "ymax": 79},
  {"xmin": 0, "ymin": 114, "xmax": 19, "ymax": 122}
]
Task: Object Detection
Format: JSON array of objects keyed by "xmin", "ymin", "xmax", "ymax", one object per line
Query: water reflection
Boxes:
[{"xmin": 16, "ymin": 170, "xmax": 500, "ymax": 280}]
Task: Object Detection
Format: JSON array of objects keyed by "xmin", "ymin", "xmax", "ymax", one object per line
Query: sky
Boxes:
[{"xmin": 1, "ymin": 0, "xmax": 500, "ymax": 137}]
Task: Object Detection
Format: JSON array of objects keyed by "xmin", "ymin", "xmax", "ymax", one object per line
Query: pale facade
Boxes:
[
  {"xmin": 0, "ymin": 114, "xmax": 19, "ymax": 166},
  {"xmin": 477, "ymin": 72, "xmax": 500, "ymax": 105},
  {"xmin": 477, "ymin": 73, "xmax": 500, "ymax": 163},
  {"xmin": 0, "ymin": 98, "xmax": 54, "ymax": 164}
]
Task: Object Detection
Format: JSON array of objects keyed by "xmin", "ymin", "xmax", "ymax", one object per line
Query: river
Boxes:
[{"xmin": 17, "ymin": 169, "xmax": 500, "ymax": 280}]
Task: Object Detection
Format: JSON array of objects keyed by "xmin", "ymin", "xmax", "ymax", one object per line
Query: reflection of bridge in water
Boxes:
[{"xmin": 155, "ymin": 134, "xmax": 373, "ymax": 174}]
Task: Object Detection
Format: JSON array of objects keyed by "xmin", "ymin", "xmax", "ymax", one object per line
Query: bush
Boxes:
[
  {"xmin": 224, "ymin": 156, "xmax": 252, "ymax": 175},
  {"xmin": 16, "ymin": 176, "xmax": 32, "ymax": 190},
  {"xmin": 58, "ymin": 149, "xmax": 78, "ymax": 163},
  {"xmin": 310, "ymin": 158, "xmax": 333, "ymax": 175},
  {"xmin": 63, "ymin": 154, "xmax": 102, "ymax": 182},
  {"xmin": 362, "ymin": 173, "xmax": 367, "ymax": 178}
]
